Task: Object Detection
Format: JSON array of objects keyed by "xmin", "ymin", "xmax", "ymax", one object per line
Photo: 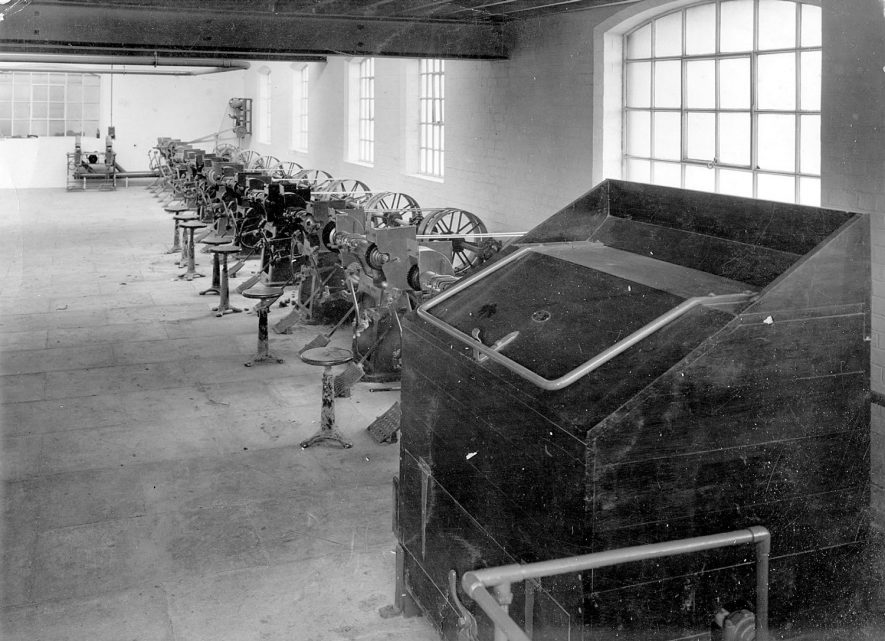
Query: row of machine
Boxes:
[
  {"xmin": 154, "ymin": 137, "xmax": 874, "ymax": 641},
  {"xmin": 150, "ymin": 137, "xmax": 507, "ymax": 387}
]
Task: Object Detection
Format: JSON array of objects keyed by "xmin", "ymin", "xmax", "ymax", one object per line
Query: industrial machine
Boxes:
[
  {"xmin": 66, "ymin": 133, "xmax": 118, "ymax": 191},
  {"xmin": 394, "ymin": 180, "xmax": 871, "ymax": 640}
]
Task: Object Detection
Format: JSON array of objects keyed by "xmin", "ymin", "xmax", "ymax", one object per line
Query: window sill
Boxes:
[
  {"xmin": 346, "ymin": 159, "xmax": 375, "ymax": 169},
  {"xmin": 411, "ymin": 173, "xmax": 444, "ymax": 184}
]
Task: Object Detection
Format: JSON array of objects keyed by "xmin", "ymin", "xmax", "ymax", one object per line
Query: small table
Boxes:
[
  {"xmin": 210, "ymin": 243, "xmax": 243, "ymax": 317},
  {"xmin": 242, "ymin": 282, "xmax": 285, "ymax": 366},
  {"xmin": 299, "ymin": 346, "xmax": 354, "ymax": 449},
  {"xmin": 178, "ymin": 220, "xmax": 208, "ymax": 281}
]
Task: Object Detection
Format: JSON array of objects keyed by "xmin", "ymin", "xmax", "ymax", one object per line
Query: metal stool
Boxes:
[
  {"xmin": 178, "ymin": 220, "xmax": 207, "ymax": 281},
  {"xmin": 299, "ymin": 346, "xmax": 354, "ymax": 449},
  {"xmin": 169, "ymin": 211, "xmax": 197, "ymax": 256},
  {"xmin": 242, "ymin": 283, "xmax": 285, "ymax": 366},
  {"xmin": 210, "ymin": 243, "xmax": 243, "ymax": 317},
  {"xmin": 198, "ymin": 233, "xmax": 230, "ymax": 296}
]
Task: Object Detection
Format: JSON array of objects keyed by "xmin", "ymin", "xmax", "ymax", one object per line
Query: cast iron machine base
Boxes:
[{"xmin": 299, "ymin": 346, "xmax": 354, "ymax": 449}]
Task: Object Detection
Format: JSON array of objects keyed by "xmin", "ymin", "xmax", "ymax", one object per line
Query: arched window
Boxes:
[{"xmin": 622, "ymin": 0, "xmax": 821, "ymax": 205}]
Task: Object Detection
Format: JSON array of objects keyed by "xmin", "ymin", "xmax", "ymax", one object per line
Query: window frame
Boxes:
[
  {"xmin": 290, "ymin": 65, "xmax": 309, "ymax": 152},
  {"xmin": 357, "ymin": 57, "xmax": 375, "ymax": 164},
  {"xmin": 0, "ymin": 71, "xmax": 100, "ymax": 138},
  {"xmin": 418, "ymin": 58, "xmax": 445, "ymax": 179},
  {"xmin": 618, "ymin": 0, "xmax": 821, "ymax": 205},
  {"xmin": 257, "ymin": 68, "xmax": 272, "ymax": 145}
]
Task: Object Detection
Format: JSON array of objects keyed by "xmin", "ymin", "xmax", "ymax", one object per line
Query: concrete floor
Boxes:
[{"xmin": 0, "ymin": 187, "xmax": 439, "ymax": 641}]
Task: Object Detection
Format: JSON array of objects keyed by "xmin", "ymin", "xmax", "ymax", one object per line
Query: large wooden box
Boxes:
[{"xmin": 395, "ymin": 180, "xmax": 870, "ymax": 640}]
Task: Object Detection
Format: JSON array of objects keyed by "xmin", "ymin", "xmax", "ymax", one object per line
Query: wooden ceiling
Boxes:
[{"xmin": 0, "ymin": 0, "xmax": 636, "ymax": 60}]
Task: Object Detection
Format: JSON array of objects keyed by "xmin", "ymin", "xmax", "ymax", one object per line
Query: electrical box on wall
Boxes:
[{"xmin": 228, "ymin": 98, "xmax": 252, "ymax": 138}]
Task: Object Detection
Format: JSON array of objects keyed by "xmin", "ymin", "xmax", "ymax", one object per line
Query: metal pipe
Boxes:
[
  {"xmin": 0, "ymin": 65, "xmax": 245, "ymax": 75},
  {"xmin": 462, "ymin": 526, "xmax": 770, "ymax": 641},
  {"xmin": 417, "ymin": 246, "xmax": 755, "ymax": 391},
  {"xmin": 0, "ymin": 53, "xmax": 251, "ymax": 69}
]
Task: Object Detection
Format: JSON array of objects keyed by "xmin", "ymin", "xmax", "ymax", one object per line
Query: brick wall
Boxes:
[{"xmin": 821, "ymin": 0, "xmax": 885, "ymax": 530}]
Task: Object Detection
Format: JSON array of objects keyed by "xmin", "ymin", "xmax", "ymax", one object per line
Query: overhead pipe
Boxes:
[{"xmin": 0, "ymin": 53, "xmax": 250, "ymax": 74}]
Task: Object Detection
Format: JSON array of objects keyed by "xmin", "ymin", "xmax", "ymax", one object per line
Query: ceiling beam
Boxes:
[{"xmin": 0, "ymin": 2, "xmax": 508, "ymax": 60}]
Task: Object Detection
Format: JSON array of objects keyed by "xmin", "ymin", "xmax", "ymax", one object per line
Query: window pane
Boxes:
[
  {"xmin": 0, "ymin": 119, "xmax": 10, "ymax": 137},
  {"xmin": 626, "ymin": 62, "xmax": 651, "ymax": 108},
  {"xmin": 653, "ymin": 60, "xmax": 681, "ymax": 108},
  {"xmin": 626, "ymin": 110, "xmax": 651, "ymax": 157},
  {"xmin": 654, "ymin": 12, "xmax": 682, "ymax": 57},
  {"xmin": 801, "ymin": 4, "xmax": 822, "ymax": 48},
  {"xmin": 31, "ymin": 119, "xmax": 47, "ymax": 136},
  {"xmin": 757, "ymin": 53, "xmax": 796, "ymax": 111},
  {"xmin": 720, "ymin": 0, "xmax": 754, "ymax": 53},
  {"xmin": 718, "ymin": 168, "xmax": 753, "ymax": 197},
  {"xmin": 685, "ymin": 4, "xmax": 716, "ymax": 56},
  {"xmin": 68, "ymin": 103, "xmax": 82, "ymax": 121},
  {"xmin": 758, "ymin": 1, "xmax": 796, "ymax": 50},
  {"xmin": 0, "ymin": 102, "xmax": 9, "ymax": 118},
  {"xmin": 49, "ymin": 120, "xmax": 65, "ymax": 136},
  {"xmin": 757, "ymin": 114, "xmax": 796, "ymax": 172},
  {"xmin": 32, "ymin": 102, "xmax": 47, "ymax": 118},
  {"xmin": 33, "ymin": 85, "xmax": 48, "ymax": 101},
  {"xmin": 718, "ymin": 112, "xmax": 751, "ymax": 165},
  {"xmin": 68, "ymin": 84, "xmax": 82, "ymax": 102},
  {"xmin": 0, "ymin": 83, "xmax": 12, "ymax": 101},
  {"xmin": 654, "ymin": 111, "xmax": 681, "ymax": 160},
  {"xmin": 627, "ymin": 158, "xmax": 651, "ymax": 183},
  {"xmin": 49, "ymin": 102, "xmax": 64, "ymax": 118},
  {"xmin": 719, "ymin": 58, "xmax": 751, "ymax": 109},
  {"xmin": 799, "ymin": 177, "xmax": 821, "ymax": 206},
  {"xmin": 800, "ymin": 51, "xmax": 821, "ymax": 111},
  {"xmin": 85, "ymin": 103, "xmax": 99, "ymax": 120},
  {"xmin": 653, "ymin": 161, "xmax": 682, "ymax": 187},
  {"xmin": 800, "ymin": 114, "xmax": 820, "ymax": 175},
  {"xmin": 627, "ymin": 24, "xmax": 652, "ymax": 59},
  {"xmin": 686, "ymin": 112, "xmax": 715, "ymax": 161},
  {"xmin": 686, "ymin": 59, "xmax": 715, "ymax": 109},
  {"xmin": 49, "ymin": 86, "xmax": 64, "ymax": 101},
  {"xmin": 685, "ymin": 164, "xmax": 715, "ymax": 192},
  {"xmin": 13, "ymin": 102, "xmax": 28, "ymax": 118},
  {"xmin": 757, "ymin": 173, "xmax": 795, "ymax": 203}
]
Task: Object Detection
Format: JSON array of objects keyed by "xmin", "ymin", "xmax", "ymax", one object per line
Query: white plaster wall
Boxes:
[{"xmin": 819, "ymin": 0, "xmax": 885, "ymax": 529}]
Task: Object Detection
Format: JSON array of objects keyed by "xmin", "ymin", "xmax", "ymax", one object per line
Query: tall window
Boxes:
[
  {"xmin": 0, "ymin": 72, "xmax": 100, "ymax": 138},
  {"xmin": 623, "ymin": 0, "xmax": 821, "ymax": 205},
  {"xmin": 358, "ymin": 58, "xmax": 375, "ymax": 163},
  {"xmin": 257, "ymin": 69, "xmax": 272, "ymax": 144},
  {"xmin": 419, "ymin": 59, "xmax": 445, "ymax": 178},
  {"xmin": 291, "ymin": 66, "xmax": 309, "ymax": 152}
]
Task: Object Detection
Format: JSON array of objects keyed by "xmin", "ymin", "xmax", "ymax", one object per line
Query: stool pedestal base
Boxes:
[
  {"xmin": 300, "ymin": 365, "xmax": 353, "ymax": 449},
  {"xmin": 244, "ymin": 306, "xmax": 284, "ymax": 366}
]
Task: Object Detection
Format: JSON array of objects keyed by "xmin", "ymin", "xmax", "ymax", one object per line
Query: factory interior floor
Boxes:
[
  {"xmin": 4, "ymin": 186, "xmax": 885, "ymax": 641},
  {"xmin": 0, "ymin": 186, "xmax": 439, "ymax": 641}
]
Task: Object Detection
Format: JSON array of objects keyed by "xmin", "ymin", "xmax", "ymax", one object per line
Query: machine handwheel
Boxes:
[
  {"xmin": 417, "ymin": 209, "xmax": 487, "ymax": 273},
  {"xmin": 293, "ymin": 169, "xmax": 334, "ymax": 187},
  {"xmin": 318, "ymin": 178, "xmax": 371, "ymax": 201}
]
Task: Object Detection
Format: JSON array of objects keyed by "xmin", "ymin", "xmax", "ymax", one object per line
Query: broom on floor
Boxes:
[
  {"xmin": 297, "ymin": 305, "xmax": 355, "ymax": 355},
  {"xmin": 366, "ymin": 401, "xmax": 401, "ymax": 444},
  {"xmin": 332, "ymin": 323, "xmax": 396, "ymax": 398}
]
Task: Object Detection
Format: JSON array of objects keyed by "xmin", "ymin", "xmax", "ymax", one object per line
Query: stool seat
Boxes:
[
  {"xmin": 210, "ymin": 243, "xmax": 242, "ymax": 254},
  {"xmin": 300, "ymin": 347, "xmax": 353, "ymax": 368},
  {"xmin": 242, "ymin": 282, "xmax": 284, "ymax": 300},
  {"xmin": 201, "ymin": 234, "xmax": 231, "ymax": 246},
  {"xmin": 164, "ymin": 203, "xmax": 193, "ymax": 214},
  {"xmin": 179, "ymin": 220, "xmax": 207, "ymax": 230},
  {"xmin": 173, "ymin": 212, "xmax": 199, "ymax": 222}
]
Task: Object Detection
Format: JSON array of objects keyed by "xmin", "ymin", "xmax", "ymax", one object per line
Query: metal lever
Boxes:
[
  {"xmin": 448, "ymin": 570, "xmax": 479, "ymax": 641},
  {"xmin": 470, "ymin": 329, "xmax": 520, "ymax": 364}
]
